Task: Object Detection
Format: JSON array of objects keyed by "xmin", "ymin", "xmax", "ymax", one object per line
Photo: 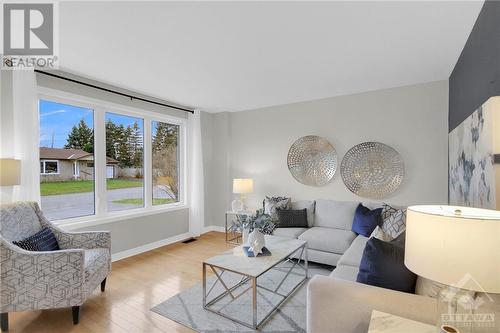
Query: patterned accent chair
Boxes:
[{"xmin": 0, "ymin": 201, "xmax": 111, "ymax": 331}]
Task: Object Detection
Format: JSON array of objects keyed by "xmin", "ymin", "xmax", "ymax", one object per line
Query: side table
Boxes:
[{"xmin": 225, "ymin": 210, "xmax": 254, "ymax": 244}]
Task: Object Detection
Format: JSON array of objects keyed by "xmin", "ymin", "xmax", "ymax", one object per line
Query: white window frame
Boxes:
[
  {"xmin": 40, "ymin": 160, "xmax": 60, "ymax": 175},
  {"xmin": 38, "ymin": 87, "xmax": 188, "ymax": 229}
]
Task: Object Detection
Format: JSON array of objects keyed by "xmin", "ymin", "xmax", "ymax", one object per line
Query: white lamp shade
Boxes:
[
  {"xmin": 233, "ymin": 178, "xmax": 253, "ymax": 194},
  {"xmin": 0, "ymin": 159, "xmax": 21, "ymax": 186},
  {"xmin": 405, "ymin": 205, "xmax": 500, "ymax": 293}
]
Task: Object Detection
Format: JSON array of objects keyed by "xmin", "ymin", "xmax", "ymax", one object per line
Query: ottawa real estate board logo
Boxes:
[{"xmin": 2, "ymin": 2, "xmax": 58, "ymax": 69}]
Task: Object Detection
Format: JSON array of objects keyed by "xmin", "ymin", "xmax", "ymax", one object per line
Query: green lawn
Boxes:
[
  {"xmin": 112, "ymin": 198, "xmax": 175, "ymax": 205},
  {"xmin": 40, "ymin": 179, "xmax": 143, "ymax": 196}
]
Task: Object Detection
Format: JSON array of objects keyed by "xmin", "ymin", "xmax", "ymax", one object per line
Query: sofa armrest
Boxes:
[
  {"xmin": 0, "ymin": 237, "xmax": 85, "ymax": 311},
  {"xmin": 307, "ymin": 276, "xmax": 437, "ymax": 333}
]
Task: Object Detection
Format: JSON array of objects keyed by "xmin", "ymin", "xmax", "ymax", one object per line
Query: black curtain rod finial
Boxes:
[{"xmin": 34, "ymin": 69, "xmax": 195, "ymax": 114}]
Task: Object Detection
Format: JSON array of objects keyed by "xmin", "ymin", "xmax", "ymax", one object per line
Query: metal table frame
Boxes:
[
  {"xmin": 224, "ymin": 211, "xmax": 242, "ymax": 244},
  {"xmin": 225, "ymin": 211, "xmax": 255, "ymax": 244},
  {"xmin": 202, "ymin": 243, "xmax": 308, "ymax": 329}
]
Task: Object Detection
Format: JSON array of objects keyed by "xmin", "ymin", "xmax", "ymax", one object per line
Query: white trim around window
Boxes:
[
  {"xmin": 38, "ymin": 87, "xmax": 188, "ymax": 228},
  {"xmin": 40, "ymin": 160, "xmax": 60, "ymax": 175}
]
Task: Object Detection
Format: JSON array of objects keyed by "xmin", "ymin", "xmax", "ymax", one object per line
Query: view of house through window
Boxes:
[
  {"xmin": 39, "ymin": 98, "xmax": 183, "ymax": 221},
  {"xmin": 105, "ymin": 112, "xmax": 144, "ymax": 211},
  {"xmin": 39, "ymin": 100, "xmax": 95, "ymax": 221},
  {"xmin": 152, "ymin": 121, "xmax": 180, "ymax": 205}
]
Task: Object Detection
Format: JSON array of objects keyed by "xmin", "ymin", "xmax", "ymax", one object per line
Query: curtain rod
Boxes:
[{"xmin": 34, "ymin": 69, "xmax": 195, "ymax": 114}]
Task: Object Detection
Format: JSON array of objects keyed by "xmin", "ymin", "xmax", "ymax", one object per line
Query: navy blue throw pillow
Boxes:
[
  {"xmin": 356, "ymin": 237, "xmax": 417, "ymax": 293},
  {"xmin": 352, "ymin": 204, "xmax": 382, "ymax": 237},
  {"xmin": 13, "ymin": 227, "xmax": 60, "ymax": 252}
]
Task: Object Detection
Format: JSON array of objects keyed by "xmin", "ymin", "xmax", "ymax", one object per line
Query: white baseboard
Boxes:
[
  {"xmin": 111, "ymin": 227, "xmax": 225, "ymax": 262},
  {"xmin": 111, "ymin": 232, "xmax": 194, "ymax": 262},
  {"xmin": 202, "ymin": 225, "xmax": 225, "ymax": 234}
]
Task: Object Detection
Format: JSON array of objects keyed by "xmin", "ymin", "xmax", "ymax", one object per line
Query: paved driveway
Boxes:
[{"xmin": 41, "ymin": 187, "xmax": 171, "ymax": 221}]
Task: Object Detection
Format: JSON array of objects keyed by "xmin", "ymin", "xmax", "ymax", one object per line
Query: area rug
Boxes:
[{"xmin": 151, "ymin": 263, "xmax": 331, "ymax": 332}]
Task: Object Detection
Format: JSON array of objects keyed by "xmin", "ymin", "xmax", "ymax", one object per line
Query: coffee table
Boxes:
[{"xmin": 202, "ymin": 235, "xmax": 308, "ymax": 329}]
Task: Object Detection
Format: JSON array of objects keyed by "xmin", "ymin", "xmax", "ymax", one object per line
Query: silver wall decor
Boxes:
[
  {"xmin": 287, "ymin": 135, "xmax": 337, "ymax": 186},
  {"xmin": 341, "ymin": 142, "xmax": 404, "ymax": 199}
]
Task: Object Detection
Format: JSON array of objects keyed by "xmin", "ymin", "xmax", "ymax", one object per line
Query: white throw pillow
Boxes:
[
  {"xmin": 369, "ymin": 226, "xmax": 393, "ymax": 242},
  {"xmin": 415, "ymin": 277, "xmax": 447, "ymax": 298}
]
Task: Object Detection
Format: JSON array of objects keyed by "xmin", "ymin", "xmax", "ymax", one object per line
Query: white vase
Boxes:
[{"xmin": 247, "ymin": 229, "xmax": 266, "ymax": 255}]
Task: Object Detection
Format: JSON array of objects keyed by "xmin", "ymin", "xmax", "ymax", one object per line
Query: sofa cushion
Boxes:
[
  {"xmin": 314, "ymin": 199, "xmax": 359, "ymax": 230},
  {"xmin": 306, "ymin": 248, "xmax": 342, "ymax": 266},
  {"xmin": 291, "ymin": 200, "xmax": 315, "ymax": 227},
  {"xmin": 273, "ymin": 227, "xmax": 308, "ymax": 239},
  {"xmin": 299, "ymin": 227, "xmax": 356, "ymax": 254},
  {"xmin": 337, "ymin": 235, "xmax": 369, "ymax": 267},
  {"xmin": 276, "ymin": 209, "xmax": 308, "ymax": 228},
  {"xmin": 357, "ymin": 237, "xmax": 417, "ymax": 293},
  {"xmin": 329, "ymin": 265, "xmax": 359, "ymax": 281},
  {"xmin": 352, "ymin": 204, "xmax": 382, "ymax": 237}
]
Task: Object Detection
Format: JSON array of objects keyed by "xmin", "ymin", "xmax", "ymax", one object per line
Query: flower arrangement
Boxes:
[{"xmin": 229, "ymin": 209, "xmax": 276, "ymax": 235}]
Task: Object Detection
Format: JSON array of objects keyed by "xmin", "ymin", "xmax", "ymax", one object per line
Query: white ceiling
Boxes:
[{"xmin": 59, "ymin": 1, "xmax": 483, "ymax": 113}]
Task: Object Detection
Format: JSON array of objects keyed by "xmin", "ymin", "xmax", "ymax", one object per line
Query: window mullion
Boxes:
[
  {"xmin": 94, "ymin": 107, "xmax": 107, "ymax": 216},
  {"xmin": 144, "ymin": 118, "xmax": 152, "ymax": 208}
]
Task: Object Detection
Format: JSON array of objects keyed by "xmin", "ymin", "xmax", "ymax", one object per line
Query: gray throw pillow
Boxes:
[
  {"xmin": 276, "ymin": 209, "xmax": 308, "ymax": 228},
  {"xmin": 380, "ymin": 204, "xmax": 406, "ymax": 239},
  {"xmin": 263, "ymin": 196, "xmax": 291, "ymax": 221}
]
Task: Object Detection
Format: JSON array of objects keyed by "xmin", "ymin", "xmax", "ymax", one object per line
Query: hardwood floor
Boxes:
[{"xmin": 7, "ymin": 232, "xmax": 235, "ymax": 333}]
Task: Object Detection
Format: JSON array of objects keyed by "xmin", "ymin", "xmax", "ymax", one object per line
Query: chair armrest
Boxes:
[
  {"xmin": 307, "ymin": 276, "xmax": 437, "ymax": 333},
  {"xmin": 0, "ymin": 237, "xmax": 86, "ymax": 311},
  {"xmin": 44, "ymin": 223, "xmax": 111, "ymax": 250},
  {"xmin": 34, "ymin": 201, "xmax": 110, "ymax": 250}
]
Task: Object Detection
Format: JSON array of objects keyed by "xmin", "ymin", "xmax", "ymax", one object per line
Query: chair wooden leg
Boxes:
[
  {"xmin": 72, "ymin": 306, "xmax": 81, "ymax": 325},
  {"xmin": 101, "ymin": 278, "xmax": 106, "ymax": 292},
  {"xmin": 1, "ymin": 313, "xmax": 8, "ymax": 331}
]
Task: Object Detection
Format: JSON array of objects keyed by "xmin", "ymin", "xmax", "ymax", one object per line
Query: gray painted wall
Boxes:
[
  {"xmin": 74, "ymin": 208, "xmax": 189, "ymax": 254},
  {"xmin": 37, "ymin": 73, "xmax": 190, "ymax": 255},
  {"xmin": 202, "ymin": 81, "xmax": 449, "ymax": 226},
  {"xmin": 449, "ymin": 0, "xmax": 500, "ymax": 131},
  {"xmin": 201, "ymin": 112, "xmax": 232, "ymax": 227}
]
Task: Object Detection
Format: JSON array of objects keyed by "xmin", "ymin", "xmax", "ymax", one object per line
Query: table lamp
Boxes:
[
  {"xmin": 232, "ymin": 178, "xmax": 253, "ymax": 212},
  {"xmin": 405, "ymin": 205, "xmax": 500, "ymax": 333},
  {"xmin": 0, "ymin": 158, "xmax": 21, "ymax": 186}
]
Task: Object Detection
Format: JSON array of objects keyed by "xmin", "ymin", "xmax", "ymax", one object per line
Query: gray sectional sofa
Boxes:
[
  {"xmin": 273, "ymin": 199, "xmax": 369, "ymax": 266},
  {"xmin": 274, "ymin": 198, "xmax": 500, "ymax": 333},
  {"xmin": 272, "ymin": 199, "xmax": 438, "ymax": 333}
]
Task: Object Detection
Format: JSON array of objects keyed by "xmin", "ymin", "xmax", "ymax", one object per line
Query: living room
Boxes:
[{"xmin": 0, "ymin": 1, "xmax": 499, "ymax": 333}]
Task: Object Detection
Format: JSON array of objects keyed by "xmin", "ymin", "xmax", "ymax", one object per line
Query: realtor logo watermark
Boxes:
[
  {"xmin": 440, "ymin": 273, "xmax": 497, "ymax": 331},
  {"xmin": 2, "ymin": 2, "xmax": 58, "ymax": 69}
]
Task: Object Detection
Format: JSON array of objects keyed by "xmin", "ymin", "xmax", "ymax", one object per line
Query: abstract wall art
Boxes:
[{"xmin": 449, "ymin": 97, "xmax": 500, "ymax": 209}]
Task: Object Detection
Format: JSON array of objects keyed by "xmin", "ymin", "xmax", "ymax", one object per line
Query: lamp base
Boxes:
[
  {"xmin": 438, "ymin": 287, "xmax": 477, "ymax": 333},
  {"xmin": 231, "ymin": 198, "xmax": 244, "ymax": 212}
]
